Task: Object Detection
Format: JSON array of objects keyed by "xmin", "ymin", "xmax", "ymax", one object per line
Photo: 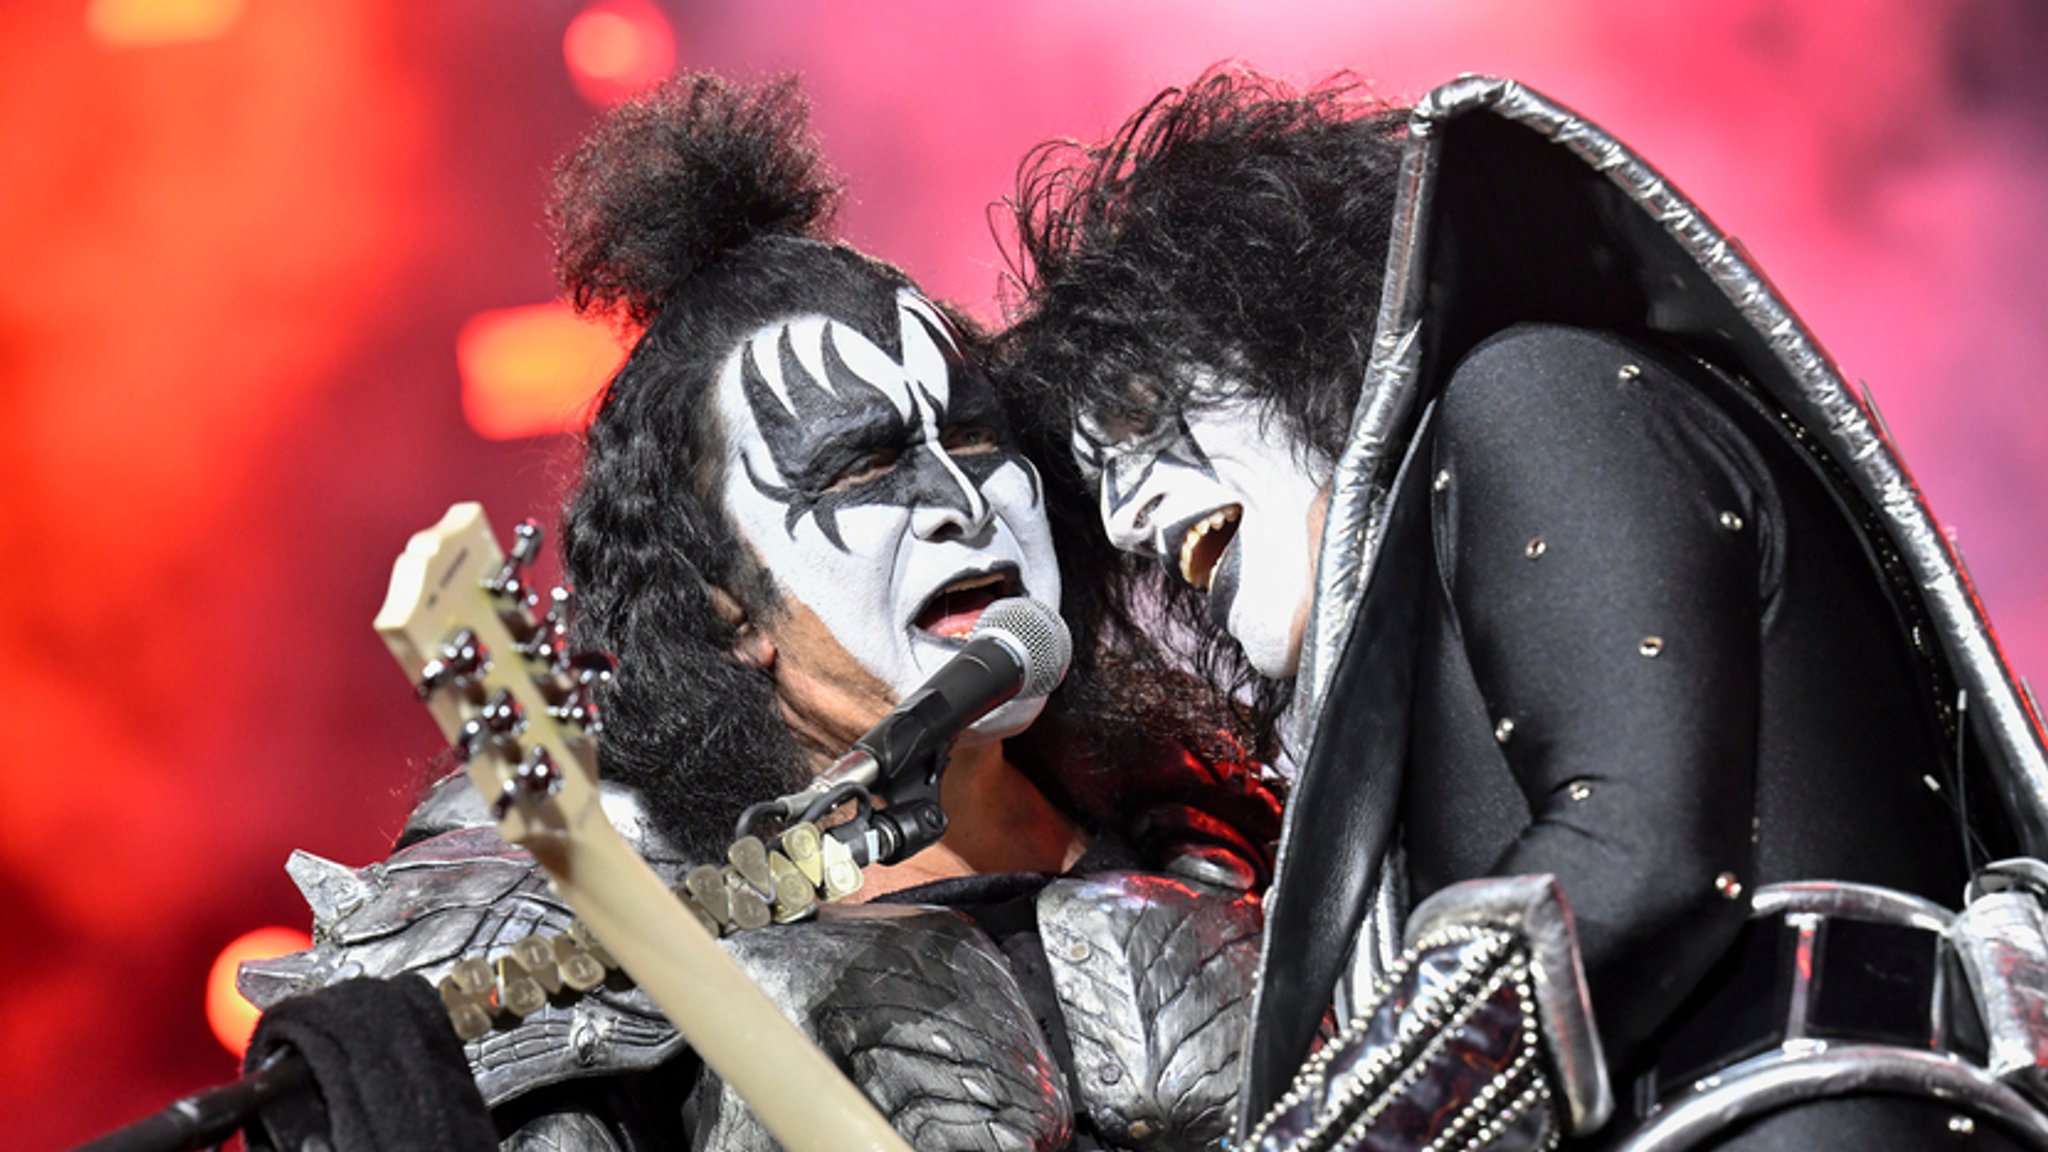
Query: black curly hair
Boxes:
[
  {"xmin": 997, "ymin": 65, "xmax": 1409, "ymax": 747},
  {"xmin": 554, "ymin": 73, "xmax": 939, "ymax": 861},
  {"xmin": 551, "ymin": 72, "xmax": 1282, "ymax": 868}
]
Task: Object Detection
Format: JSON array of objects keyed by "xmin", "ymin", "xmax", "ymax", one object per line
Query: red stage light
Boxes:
[
  {"xmin": 86, "ymin": 0, "xmax": 246, "ymax": 46},
  {"xmin": 563, "ymin": 0, "xmax": 677, "ymax": 107},
  {"xmin": 457, "ymin": 302, "xmax": 627, "ymax": 440},
  {"xmin": 206, "ymin": 926, "xmax": 313, "ymax": 1058}
]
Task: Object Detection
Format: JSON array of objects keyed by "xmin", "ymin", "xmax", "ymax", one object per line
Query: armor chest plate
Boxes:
[
  {"xmin": 1037, "ymin": 873, "xmax": 1264, "ymax": 1151},
  {"xmin": 249, "ymin": 834, "xmax": 1261, "ymax": 1151}
]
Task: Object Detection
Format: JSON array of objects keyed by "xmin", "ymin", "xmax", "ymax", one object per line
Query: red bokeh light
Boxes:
[
  {"xmin": 13, "ymin": 3, "xmax": 2048, "ymax": 1148},
  {"xmin": 87, "ymin": 0, "xmax": 246, "ymax": 46},
  {"xmin": 563, "ymin": 0, "xmax": 676, "ymax": 107},
  {"xmin": 457, "ymin": 302, "xmax": 626, "ymax": 440},
  {"xmin": 206, "ymin": 926, "xmax": 313, "ymax": 1058}
]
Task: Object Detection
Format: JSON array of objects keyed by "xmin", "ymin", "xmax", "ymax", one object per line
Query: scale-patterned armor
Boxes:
[{"xmin": 243, "ymin": 815, "xmax": 1261, "ymax": 1152}]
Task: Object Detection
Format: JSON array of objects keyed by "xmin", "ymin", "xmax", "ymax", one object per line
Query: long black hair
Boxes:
[
  {"xmin": 554, "ymin": 74, "xmax": 930, "ymax": 861},
  {"xmin": 554, "ymin": 72, "xmax": 1281, "ymax": 869},
  {"xmin": 998, "ymin": 65, "xmax": 1408, "ymax": 748}
]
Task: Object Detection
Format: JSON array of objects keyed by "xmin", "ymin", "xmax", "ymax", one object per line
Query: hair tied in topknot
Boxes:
[{"xmin": 550, "ymin": 72, "xmax": 841, "ymax": 327}]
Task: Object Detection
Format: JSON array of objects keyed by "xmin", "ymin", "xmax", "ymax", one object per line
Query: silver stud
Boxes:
[
  {"xmin": 1639, "ymin": 636, "xmax": 1664, "ymax": 658},
  {"xmin": 572, "ymin": 1016, "xmax": 603, "ymax": 1066},
  {"xmin": 1065, "ymin": 939, "xmax": 1092, "ymax": 963},
  {"xmin": 1719, "ymin": 511, "xmax": 1744, "ymax": 531},
  {"xmin": 1567, "ymin": 781, "xmax": 1592, "ymax": 802},
  {"xmin": 1098, "ymin": 1062, "xmax": 1124, "ymax": 1085},
  {"xmin": 1949, "ymin": 1115, "xmax": 1976, "ymax": 1135},
  {"xmin": 1715, "ymin": 872, "xmax": 1744, "ymax": 900},
  {"xmin": 1525, "ymin": 537, "xmax": 1546, "ymax": 560},
  {"xmin": 1494, "ymin": 717, "xmax": 1516, "ymax": 744},
  {"xmin": 1617, "ymin": 363, "xmax": 1641, "ymax": 382},
  {"xmin": 1433, "ymin": 469, "xmax": 1451, "ymax": 492}
]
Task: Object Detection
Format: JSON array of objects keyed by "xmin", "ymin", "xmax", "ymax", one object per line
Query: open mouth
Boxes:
[
  {"xmin": 1164, "ymin": 505, "xmax": 1242, "ymax": 591},
  {"xmin": 912, "ymin": 565, "xmax": 1022, "ymax": 640}
]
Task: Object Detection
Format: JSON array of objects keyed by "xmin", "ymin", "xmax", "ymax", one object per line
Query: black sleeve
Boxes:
[
  {"xmin": 243, "ymin": 975, "xmax": 499, "ymax": 1152},
  {"xmin": 1426, "ymin": 323, "xmax": 1782, "ymax": 1064}
]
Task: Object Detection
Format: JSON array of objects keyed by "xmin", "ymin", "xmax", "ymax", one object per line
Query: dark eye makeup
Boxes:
[{"xmin": 941, "ymin": 424, "xmax": 1000, "ymax": 455}]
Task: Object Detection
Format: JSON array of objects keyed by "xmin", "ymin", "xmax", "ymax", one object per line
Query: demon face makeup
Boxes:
[
  {"xmin": 1076, "ymin": 371, "xmax": 1327, "ymax": 679},
  {"xmin": 715, "ymin": 289, "xmax": 1060, "ymax": 741}
]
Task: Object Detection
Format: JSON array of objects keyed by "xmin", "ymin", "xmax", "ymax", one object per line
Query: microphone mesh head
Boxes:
[{"xmin": 973, "ymin": 598, "xmax": 1072, "ymax": 700}]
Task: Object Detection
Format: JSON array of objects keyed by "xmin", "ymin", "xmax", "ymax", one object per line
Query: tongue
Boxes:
[{"xmin": 917, "ymin": 586, "xmax": 1001, "ymax": 639}]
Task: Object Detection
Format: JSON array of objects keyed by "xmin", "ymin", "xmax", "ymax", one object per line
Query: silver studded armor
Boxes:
[{"xmin": 244, "ymin": 800, "xmax": 1261, "ymax": 1152}]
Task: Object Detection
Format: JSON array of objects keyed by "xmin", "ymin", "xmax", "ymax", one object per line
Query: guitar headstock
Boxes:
[{"xmin": 375, "ymin": 502, "xmax": 610, "ymax": 860}]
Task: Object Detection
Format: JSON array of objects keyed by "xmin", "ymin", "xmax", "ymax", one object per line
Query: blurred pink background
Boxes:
[{"xmin": 6, "ymin": 2, "xmax": 2044, "ymax": 1146}]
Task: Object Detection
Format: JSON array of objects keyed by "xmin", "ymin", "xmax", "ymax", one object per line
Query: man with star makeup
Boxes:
[
  {"xmin": 701, "ymin": 281, "xmax": 1076, "ymax": 892},
  {"xmin": 246, "ymin": 74, "xmax": 1279, "ymax": 1152},
  {"xmin": 1071, "ymin": 376, "xmax": 1328, "ymax": 687},
  {"xmin": 705, "ymin": 286, "xmax": 1064, "ymax": 852},
  {"xmin": 1002, "ymin": 67, "xmax": 2048, "ymax": 1150}
]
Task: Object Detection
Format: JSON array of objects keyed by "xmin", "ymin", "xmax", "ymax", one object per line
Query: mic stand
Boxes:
[
  {"xmin": 833, "ymin": 752, "xmax": 949, "ymax": 867},
  {"xmin": 750, "ymin": 743, "xmax": 953, "ymax": 869},
  {"xmin": 817, "ymin": 785, "xmax": 947, "ymax": 868}
]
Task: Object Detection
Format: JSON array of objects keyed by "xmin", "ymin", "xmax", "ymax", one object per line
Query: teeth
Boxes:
[
  {"xmin": 943, "ymin": 571, "xmax": 1005, "ymax": 596},
  {"xmin": 916, "ymin": 570, "xmax": 1013, "ymax": 633},
  {"xmin": 1177, "ymin": 508, "xmax": 1241, "ymax": 590}
]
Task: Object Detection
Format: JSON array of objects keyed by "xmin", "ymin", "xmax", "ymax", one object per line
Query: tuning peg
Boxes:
[
  {"xmin": 569, "ymin": 651, "xmax": 617, "ymax": 702},
  {"xmin": 484, "ymin": 521, "xmax": 546, "ymax": 639},
  {"xmin": 480, "ymin": 688, "xmax": 525, "ymax": 735},
  {"xmin": 509, "ymin": 520, "xmax": 543, "ymax": 567},
  {"xmin": 519, "ymin": 587, "xmax": 573, "ymax": 669},
  {"xmin": 547, "ymin": 650, "xmax": 617, "ymax": 734},
  {"xmin": 484, "ymin": 522, "xmax": 541, "ymax": 594},
  {"xmin": 488, "ymin": 745, "xmax": 561, "ymax": 819},
  {"xmin": 540, "ymin": 585, "xmax": 572, "ymax": 640},
  {"xmin": 490, "ymin": 777, "xmax": 521, "ymax": 821},
  {"xmin": 417, "ymin": 628, "xmax": 487, "ymax": 698},
  {"xmin": 517, "ymin": 745, "xmax": 560, "ymax": 794},
  {"xmin": 550, "ymin": 686, "xmax": 600, "ymax": 735},
  {"xmin": 461, "ymin": 690, "xmax": 525, "ymax": 763}
]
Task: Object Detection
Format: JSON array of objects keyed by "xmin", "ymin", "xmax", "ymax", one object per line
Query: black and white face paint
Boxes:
[
  {"xmin": 1076, "ymin": 369, "xmax": 1326, "ymax": 678},
  {"xmin": 716, "ymin": 289, "xmax": 1060, "ymax": 732}
]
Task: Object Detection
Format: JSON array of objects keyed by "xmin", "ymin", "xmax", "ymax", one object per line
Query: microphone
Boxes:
[
  {"xmin": 776, "ymin": 598, "xmax": 1071, "ymax": 863},
  {"xmin": 840, "ymin": 596, "xmax": 1072, "ymax": 788}
]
